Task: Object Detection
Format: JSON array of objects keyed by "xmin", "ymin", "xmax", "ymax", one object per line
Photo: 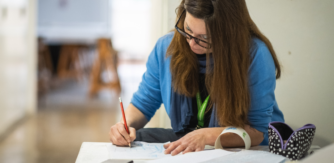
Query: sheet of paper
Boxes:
[
  {"xmin": 222, "ymin": 145, "xmax": 270, "ymax": 152},
  {"xmin": 201, "ymin": 150, "xmax": 287, "ymax": 163},
  {"xmin": 75, "ymin": 142, "xmax": 110, "ymax": 163},
  {"xmin": 147, "ymin": 149, "xmax": 233, "ymax": 163},
  {"xmin": 108, "ymin": 141, "xmax": 170, "ymax": 160}
]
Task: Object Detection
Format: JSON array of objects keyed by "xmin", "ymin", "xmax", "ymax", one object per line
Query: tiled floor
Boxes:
[{"xmin": 0, "ymin": 61, "xmax": 147, "ymax": 163}]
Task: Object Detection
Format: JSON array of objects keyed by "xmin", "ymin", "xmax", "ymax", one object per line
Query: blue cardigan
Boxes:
[{"xmin": 131, "ymin": 32, "xmax": 284, "ymax": 145}]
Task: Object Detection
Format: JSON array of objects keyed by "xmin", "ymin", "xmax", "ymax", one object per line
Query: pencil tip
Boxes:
[{"xmin": 119, "ymin": 97, "xmax": 122, "ymax": 102}]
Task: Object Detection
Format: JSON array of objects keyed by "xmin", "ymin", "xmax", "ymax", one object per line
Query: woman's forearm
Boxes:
[
  {"xmin": 123, "ymin": 104, "xmax": 148, "ymax": 130},
  {"xmin": 203, "ymin": 125, "xmax": 264, "ymax": 147}
]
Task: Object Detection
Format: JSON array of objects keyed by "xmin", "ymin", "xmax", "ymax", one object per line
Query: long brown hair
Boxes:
[{"xmin": 167, "ymin": 0, "xmax": 281, "ymax": 128}]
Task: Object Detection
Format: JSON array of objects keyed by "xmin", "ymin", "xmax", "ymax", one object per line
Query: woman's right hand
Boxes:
[{"xmin": 109, "ymin": 122, "xmax": 136, "ymax": 146}]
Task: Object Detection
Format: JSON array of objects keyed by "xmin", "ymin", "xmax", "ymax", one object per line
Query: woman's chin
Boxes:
[{"xmin": 191, "ymin": 48, "xmax": 206, "ymax": 54}]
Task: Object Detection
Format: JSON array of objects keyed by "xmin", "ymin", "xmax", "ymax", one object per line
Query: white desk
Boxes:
[
  {"xmin": 75, "ymin": 142, "xmax": 110, "ymax": 163},
  {"xmin": 75, "ymin": 142, "xmax": 322, "ymax": 163},
  {"xmin": 75, "ymin": 142, "xmax": 272, "ymax": 163}
]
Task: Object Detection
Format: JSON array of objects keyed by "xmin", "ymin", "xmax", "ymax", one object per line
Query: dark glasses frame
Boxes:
[{"xmin": 175, "ymin": 10, "xmax": 211, "ymax": 49}]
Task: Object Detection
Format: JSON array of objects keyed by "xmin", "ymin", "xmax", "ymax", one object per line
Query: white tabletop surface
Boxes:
[
  {"xmin": 76, "ymin": 141, "xmax": 323, "ymax": 163},
  {"xmin": 75, "ymin": 142, "xmax": 111, "ymax": 163},
  {"xmin": 75, "ymin": 142, "xmax": 272, "ymax": 163}
]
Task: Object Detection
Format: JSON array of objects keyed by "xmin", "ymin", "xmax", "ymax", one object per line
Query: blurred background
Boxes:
[{"xmin": 0, "ymin": 0, "xmax": 333, "ymax": 163}]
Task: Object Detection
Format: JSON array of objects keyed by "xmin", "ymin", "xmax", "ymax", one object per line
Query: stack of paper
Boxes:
[
  {"xmin": 148, "ymin": 149, "xmax": 233, "ymax": 163},
  {"xmin": 147, "ymin": 149, "xmax": 287, "ymax": 163},
  {"xmin": 201, "ymin": 150, "xmax": 287, "ymax": 163}
]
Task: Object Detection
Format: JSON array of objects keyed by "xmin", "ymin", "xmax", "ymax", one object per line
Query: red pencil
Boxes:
[{"xmin": 119, "ymin": 97, "xmax": 131, "ymax": 148}]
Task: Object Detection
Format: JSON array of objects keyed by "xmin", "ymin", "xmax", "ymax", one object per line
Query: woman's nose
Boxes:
[{"xmin": 188, "ymin": 38, "xmax": 197, "ymax": 47}]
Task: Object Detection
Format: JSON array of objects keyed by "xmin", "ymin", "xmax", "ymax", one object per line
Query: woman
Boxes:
[{"xmin": 109, "ymin": 0, "xmax": 284, "ymax": 155}]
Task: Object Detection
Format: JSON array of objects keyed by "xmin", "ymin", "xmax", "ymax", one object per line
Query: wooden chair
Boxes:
[
  {"xmin": 57, "ymin": 44, "xmax": 83, "ymax": 81},
  {"xmin": 89, "ymin": 38, "xmax": 121, "ymax": 97}
]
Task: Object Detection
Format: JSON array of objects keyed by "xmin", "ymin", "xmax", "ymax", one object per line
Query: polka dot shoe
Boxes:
[{"xmin": 268, "ymin": 122, "xmax": 316, "ymax": 160}]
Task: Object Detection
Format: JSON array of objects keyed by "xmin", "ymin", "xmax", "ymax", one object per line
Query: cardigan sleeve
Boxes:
[
  {"xmin": 247, "ymin": 39, "xmax": 278, "ymax": 136},
  {"xmin": 130, "ymin": 38, "xmax": 164, "ymax": 121}
]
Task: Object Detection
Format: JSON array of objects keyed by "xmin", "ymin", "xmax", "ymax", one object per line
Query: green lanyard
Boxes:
[{"xmin": 196, "ymin": 92, "xmax": 210, "ymax": 128}]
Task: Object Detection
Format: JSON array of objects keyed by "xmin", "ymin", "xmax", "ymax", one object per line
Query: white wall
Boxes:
[
  {"xmin": 38, "ymin": 0, "xmax": 110, "ymax": 43},
  {"xmin": 110, "ymin": 0, "xmax": 152, "ymax": 59},
  {"xmin": 246, "ymin": 0, "xmax": 334, "ymax": 147},
  {"xmin": 0, "ymin": 0, "xmax": 37, "ymax": 137},
  {"xmin": 150, "ymin": 0, "xmax": 180, "ymax": 45}
]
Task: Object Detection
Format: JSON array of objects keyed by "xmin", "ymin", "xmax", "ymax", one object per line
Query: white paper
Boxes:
[
  {"xmin": 147, "ymin": 149, "xmax": 233, "ymax": 163},
  {"xmin": 108, "ymin": 141, "xmax": 170, "ymax": 160},
  {"xmin": 201, "ymin": 150, "xmax": 287, "ymax": 163}
]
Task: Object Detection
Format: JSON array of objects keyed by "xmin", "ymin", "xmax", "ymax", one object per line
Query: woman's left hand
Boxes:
[{"xmin": 163, "ymin": 129, "xmax": 208, "ymax": 156}]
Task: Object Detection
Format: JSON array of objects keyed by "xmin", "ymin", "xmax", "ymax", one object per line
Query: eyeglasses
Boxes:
[{"xmin": 175, "ymin": 10, "xmax": 211, "ymax": 49}]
